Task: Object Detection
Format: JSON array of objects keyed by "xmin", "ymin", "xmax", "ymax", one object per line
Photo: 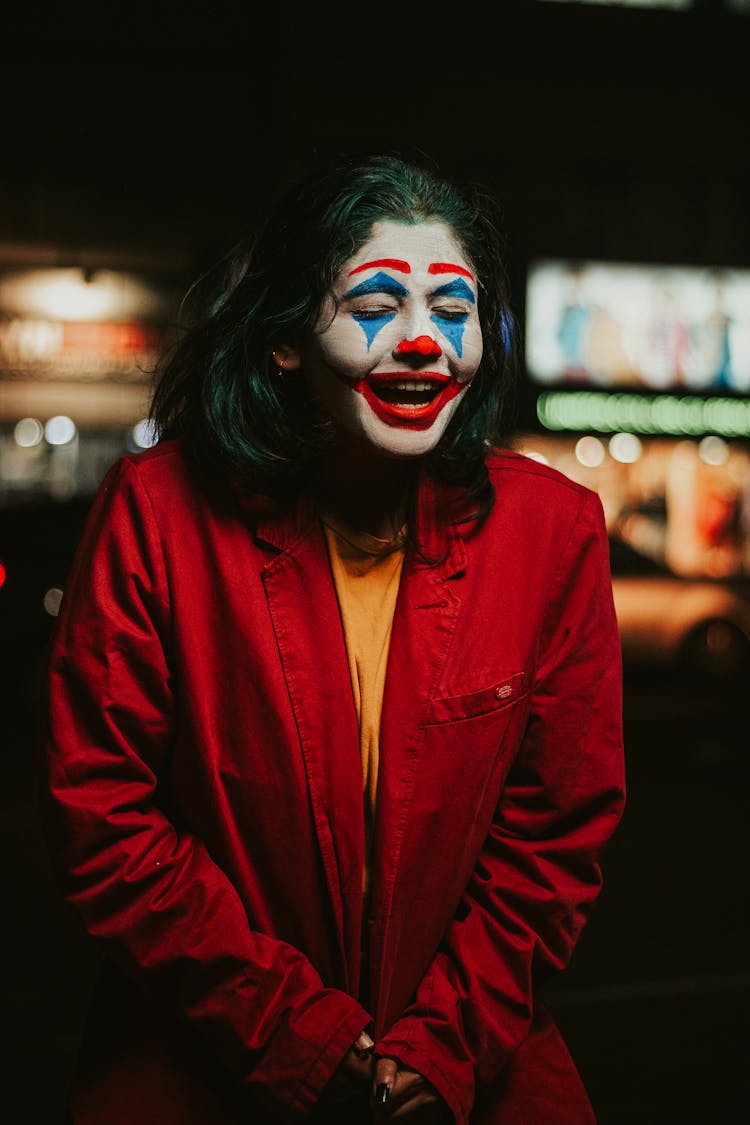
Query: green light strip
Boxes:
[{"xmin": 536, "ymin": 391, "xmax": 750, "ymax": 437}]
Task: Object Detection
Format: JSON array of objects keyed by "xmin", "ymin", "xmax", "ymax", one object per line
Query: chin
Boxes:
[
  {"xmin": 370, "ymin": 432, "xmax": 446, "ymax": 459},
  {"xmin": 354, "ymin": 417, "xmax": 452, "ymax": 460},
  {"xmin": 348, "ymin": 400, "xmax": 460, "ymax": 460}
]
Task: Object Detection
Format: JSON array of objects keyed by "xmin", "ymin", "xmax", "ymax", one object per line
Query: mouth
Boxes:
[{"xmin": 359, "ymin": 371, "xmax": 462, "ymax": 429}]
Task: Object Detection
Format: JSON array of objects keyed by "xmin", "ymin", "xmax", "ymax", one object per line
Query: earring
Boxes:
[{"xmin": 271, "ymin": 349, "xmax": 285, "ymax": 374}]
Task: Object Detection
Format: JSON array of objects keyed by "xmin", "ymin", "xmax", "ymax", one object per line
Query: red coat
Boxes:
[{"xmin": 41, "ymin": 440, "xmax": 625, "ymax": 1124}]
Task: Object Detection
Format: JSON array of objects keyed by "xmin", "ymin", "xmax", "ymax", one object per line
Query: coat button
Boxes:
[{"xmin": 496, "ymin": 683, "xmax": 512, "ymax": 700}]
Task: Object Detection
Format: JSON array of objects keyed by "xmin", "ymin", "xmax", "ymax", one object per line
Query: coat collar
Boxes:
[{"xmin": 238, "ymin": 468, "xmax": 468, "ymax": 581}]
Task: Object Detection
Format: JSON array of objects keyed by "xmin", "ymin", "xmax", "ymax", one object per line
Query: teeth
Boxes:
[{"xmin": 390, "ymin": 381, "xmax": 441, "ymax": 391}]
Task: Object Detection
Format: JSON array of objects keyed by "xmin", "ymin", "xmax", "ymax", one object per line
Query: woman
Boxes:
[{"xmin": 41, "ymin": 150, "xmax": 625, "ymax": 1124}]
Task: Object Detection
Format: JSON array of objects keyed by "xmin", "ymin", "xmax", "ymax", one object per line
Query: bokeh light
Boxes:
[
  {"xmin": 14, "ymin": 417, "xmax": 45, "ymax": 448},
  {"xmin": 537, "ymin": 391, "xmax": 750, "ymax": 437},
  {"xmin": 608, "ymin": 432, "xmax": 643, "ymax": 464},
  {"xmin": 44, "ymin": 416, "xmax": 77, "ymax": 446},
  {"xmin": 575, "ymin": 435, "xmax": 606, "ymax": 468},
  {"xmin": 698, "ymin": 435, "xmax": 729, "ymax": 466}
]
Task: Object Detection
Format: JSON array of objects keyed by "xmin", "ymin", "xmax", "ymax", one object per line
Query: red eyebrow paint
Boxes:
[
  {"xmin": 348, "ymin": 258, "xmax": 411, "ymax": 276},
  {"xmin": 428, "ymin": 262, "xmax": 474, "ymax": 280}
]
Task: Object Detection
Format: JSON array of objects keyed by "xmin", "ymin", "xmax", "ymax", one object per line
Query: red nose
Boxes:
[{"xmin": 395, "ymin": 335, "xmax": 442, "ymax": 358}]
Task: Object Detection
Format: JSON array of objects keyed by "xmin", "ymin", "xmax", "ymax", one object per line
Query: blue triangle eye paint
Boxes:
[
  {"xmin": 431, "ymin": 278, "xmax": 475, "ymax": 302},
  {"xmin": 344, "ymin": 273, "xmax": 409, "ymax": 300},
  {"xmin": 345, "ymin": 271, "xmax": 407, "ymax": 349},
  {"xmin": 430, "ymin": 312, "xmax": 468, "ymax": 357},
  {"xmin": 353, "ymin": 310, "xmax": 397, "ymax": 349},
  {"xmin": 429, "ymin": 278, "xmax": 474, "ymax": 356}
]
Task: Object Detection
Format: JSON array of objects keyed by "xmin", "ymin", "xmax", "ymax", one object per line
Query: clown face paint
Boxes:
[{"xmin": 301, "ymin": 220, "xmax": 483, "ymax": 458}]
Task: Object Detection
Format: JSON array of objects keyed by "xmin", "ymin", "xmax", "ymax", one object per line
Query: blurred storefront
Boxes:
[
  {"xmin": 0, "ymin": 243, "xmax": 189, "ymax": 504},
  {"xmin": 513, "ymin": 430, "xmax": 750, "ymax": 580},
  {"xmin": 521, "ymin": 254, "xmax": 750, "ymax": 581}
]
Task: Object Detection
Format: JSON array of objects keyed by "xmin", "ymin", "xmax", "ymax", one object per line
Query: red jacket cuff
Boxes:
[
  {"xmin": 286, "ymin": 1000, "xmax": 373, "ymax": 1117},
  {"xmin": 375, "ymin": 1024, "xmax": 474, "ymax": 1125}
]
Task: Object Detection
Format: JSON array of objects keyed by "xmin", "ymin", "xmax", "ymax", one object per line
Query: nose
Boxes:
[{"xmin": 395, "ymin": 335, "xmax": 443, "ymax": 361}]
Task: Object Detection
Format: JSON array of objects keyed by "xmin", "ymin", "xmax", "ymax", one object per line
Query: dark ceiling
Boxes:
[{"xmin": 1, "ymin": 0, "xmax": 748, "ymax": 287}]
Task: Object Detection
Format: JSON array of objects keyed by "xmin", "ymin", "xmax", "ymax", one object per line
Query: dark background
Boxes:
[{"xmin": 2, "ymin": 2, "xmax": 749, "ymax": 1122}]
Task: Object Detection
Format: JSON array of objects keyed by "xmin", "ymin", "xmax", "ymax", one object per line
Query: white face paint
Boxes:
[{"xmin": 300, "ymin": 219, "xmax": 483, "ymax": 458}]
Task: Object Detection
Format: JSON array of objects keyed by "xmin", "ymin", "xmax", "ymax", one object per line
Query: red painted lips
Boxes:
[{"xmin": 358, "ymin": 371, "xmax": 463, "ymax": 430}]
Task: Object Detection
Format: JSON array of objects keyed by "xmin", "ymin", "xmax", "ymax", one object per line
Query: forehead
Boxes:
[{"xmin": 342, "ymin": 219, "xmax": 471, "ymax": 279}]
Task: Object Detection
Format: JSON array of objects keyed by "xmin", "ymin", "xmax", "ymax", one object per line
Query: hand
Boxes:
[
  {"xmin": 372, "ymin": 1057, "xmax": 452, "ymax": 1122},
  {"xmin": 318, "ymin": 1029, "xmax": 375, "ymax": 1108}
]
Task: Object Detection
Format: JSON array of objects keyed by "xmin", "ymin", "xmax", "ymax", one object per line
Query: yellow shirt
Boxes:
[{"xmin": 321, "ymin": 515, "xmax": 406, "ymax": 901}]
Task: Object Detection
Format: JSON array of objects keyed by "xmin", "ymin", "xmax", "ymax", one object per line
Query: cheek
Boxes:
[
  {"xmin": 304, "ymin": 332, "xmax": 363, "ymax": 418},
  {"xmin": 315, "ymin": 317, "xmax": 391, "ymax": 375},
  {"xmin": 305, "ymin": 363, "xmax": 363, "ymax": 434},
  {"xmin": 454, "ymin": 320, "xmax": 484, "ymax": 381}
]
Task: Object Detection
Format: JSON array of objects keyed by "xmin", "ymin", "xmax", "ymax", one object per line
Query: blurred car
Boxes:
[{"xmin": 609, "ymin": 535, "xmax": 750, "ymax": 681}]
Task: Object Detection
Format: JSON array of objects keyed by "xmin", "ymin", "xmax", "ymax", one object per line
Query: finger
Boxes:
[
  {"xmin": 373, "ymin": 1056, "xmax": 399, "ymax": 1108},
  {"xmin": 345, "ymin": 1049, "xmax": 375, "ymax": 1084},
  {"xmin": 355, "ymin": 1030, "xmax": 375, "ymax": 1056},
  {"xmin": 389, "ymin": 1090, "xmax": 441, "ymax": 1118},
  {"xmin": 389, "ymin": 1066, "xmax": 429, "ymax": 1102}
]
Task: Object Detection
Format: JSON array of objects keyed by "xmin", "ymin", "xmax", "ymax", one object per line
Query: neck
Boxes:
[{"xmin": 316, "ymin": 442, "xmax": 416, "ymax": 540}]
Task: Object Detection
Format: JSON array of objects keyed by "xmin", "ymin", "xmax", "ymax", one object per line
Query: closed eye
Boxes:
[
  {"xmin": 353, "ymin": 308, "xmax": 397, "ymax": 321},
  {"xmin": 432, "ymin": 307, "xmax": 469, "ymax": 322}
]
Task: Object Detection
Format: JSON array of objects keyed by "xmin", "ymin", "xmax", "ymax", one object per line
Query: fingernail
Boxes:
[
  {"xmin": 375, "ymin": 1083, "xmax": 390, "ymax": 1105},
  {"xmin": 356, "ymin": 1031, "xmax": 374, "ymax": 1055}
]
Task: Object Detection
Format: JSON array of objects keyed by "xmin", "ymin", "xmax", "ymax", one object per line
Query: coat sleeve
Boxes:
[
  {"xmin": 376, "ymin": 490, "xmax": 626, "ymax": 1124},
  {"xmin": 39, "ymin": 457, "xmax": 370, "ymax": 1120}
]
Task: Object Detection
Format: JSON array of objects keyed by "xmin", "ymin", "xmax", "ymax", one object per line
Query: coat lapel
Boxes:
[
  {"xmin": 254, "ymin": 495, "xmax": 365, "ymax": 991},
  {"xmin": 369, "ymin": 474, "xmax": 468, "ymax": 1021},
  {"xmin": 242, "ymin": 475, "xmax": 470, "ymax": 1014}
]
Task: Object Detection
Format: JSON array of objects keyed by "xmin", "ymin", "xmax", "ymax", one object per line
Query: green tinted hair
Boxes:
[{"xmin": 150, "ymin": 148, "xmax": 518, "ymax": 511}]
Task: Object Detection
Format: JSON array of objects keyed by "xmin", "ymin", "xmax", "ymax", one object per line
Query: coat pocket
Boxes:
[{"xmin": 424, "ymin": 671, "xmax": 527, "ymax": 725}]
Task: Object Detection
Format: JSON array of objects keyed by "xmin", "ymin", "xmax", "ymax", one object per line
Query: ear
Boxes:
[{"xmin": 271, "ymin": 343, "xmax": 302, "ymax": 372}]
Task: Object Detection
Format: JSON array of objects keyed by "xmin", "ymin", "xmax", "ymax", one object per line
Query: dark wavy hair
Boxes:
[{"xmin": 150, "ymin": 148, "xmax": 518, "ymax": 519}]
